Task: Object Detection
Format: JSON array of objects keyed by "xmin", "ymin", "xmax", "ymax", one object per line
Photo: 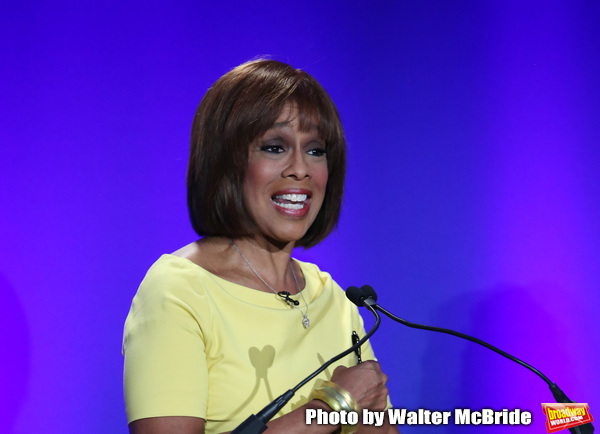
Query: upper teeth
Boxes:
[{"xmin": 276, "ymin": 194, "xmax": 307, "ymax": 202}]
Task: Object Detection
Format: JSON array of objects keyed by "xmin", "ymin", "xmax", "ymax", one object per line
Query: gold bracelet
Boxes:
[{"xmin": 309, "ymin": 379, "xmax": 359, "ymax": 434}]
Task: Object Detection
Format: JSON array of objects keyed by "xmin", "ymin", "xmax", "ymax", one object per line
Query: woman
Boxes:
[{"xmin": 123, "ymin": 59, "xmax": 397, "ymax": 434}]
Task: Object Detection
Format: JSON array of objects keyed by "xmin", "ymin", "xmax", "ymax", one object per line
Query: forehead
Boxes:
[{"xmin": 271, "ymin": 102, "xmax": 320, "ymax": 132}]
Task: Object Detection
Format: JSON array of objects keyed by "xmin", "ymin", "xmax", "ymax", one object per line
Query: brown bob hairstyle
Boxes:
[{"xmin": 187, "ymin": 59, "xmax": 346, "ymax": 248}]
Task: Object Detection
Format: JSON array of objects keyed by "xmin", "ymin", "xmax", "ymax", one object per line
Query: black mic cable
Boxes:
[
  {"xmin": 231, "ymin": 289, "xmax": 380, "ymax": 434},
  {"xmin": 347, "ymin": 285, "xmax": 594, "ymax": 434}
]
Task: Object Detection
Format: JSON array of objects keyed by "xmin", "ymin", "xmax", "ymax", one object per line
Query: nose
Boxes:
[{"xmin": 283, "ymin": 149, "xmax": 310, "ymax": 180}]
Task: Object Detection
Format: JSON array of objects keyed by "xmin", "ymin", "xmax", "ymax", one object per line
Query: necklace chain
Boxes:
[{"xmin": 230, "ymin": 240, "xmax": 310, "ymax": 328}]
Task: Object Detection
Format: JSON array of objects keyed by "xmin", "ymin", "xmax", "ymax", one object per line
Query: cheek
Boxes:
[
  {"xmin": 244, "ymin": 163, "xmax": 271, "ymax": 194},
  {"xmin": 315, "ymin": 166, "xmax": 329, "ymax": 191}
]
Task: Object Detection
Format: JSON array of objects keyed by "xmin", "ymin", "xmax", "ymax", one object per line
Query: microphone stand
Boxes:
[
  {"xmin": 231, "ymin": 302, "xmax": 381, "ymax": 434},
  {"xmin": 371, "ymin": 294, "xmax": 594, "ymax": 434}
]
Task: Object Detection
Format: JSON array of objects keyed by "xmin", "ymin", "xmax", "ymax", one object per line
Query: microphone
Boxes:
[
  {"xmin": 277, "ymin": 291, "xmax": 300, "ymax": 306},
  {"xmin": 349, "ymin": 285, "xmax": 594, "ymax": 434},
  {"xmin": 346, "ymin": 285, "xmax": 377, "ymax": 306},
  {"xmin": 231, "ymin": 287, "xmax": 381, "ymax": 434}
]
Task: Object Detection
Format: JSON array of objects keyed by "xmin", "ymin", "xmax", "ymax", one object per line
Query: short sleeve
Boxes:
[{"xmin": 122, "ymin": 257, "xmax": 209, "ymax": 423}]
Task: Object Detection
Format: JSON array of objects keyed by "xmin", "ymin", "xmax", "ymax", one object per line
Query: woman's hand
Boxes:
[{"xmin": 330, "ymin": 361, "xmax": 389, "ymax": 412}]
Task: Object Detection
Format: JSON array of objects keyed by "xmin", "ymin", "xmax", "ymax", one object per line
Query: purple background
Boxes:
[{"xmin": 1, "ymin": 1, "xmax": 598, "ymax": 433}]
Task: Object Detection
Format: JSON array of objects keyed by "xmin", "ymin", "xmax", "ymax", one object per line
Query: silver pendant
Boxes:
[{"xmin": 303, "ymin": 315, "xmax": 310, "ymax": 328}]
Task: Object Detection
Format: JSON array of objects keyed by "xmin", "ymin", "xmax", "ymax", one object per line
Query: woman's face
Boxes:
[{"xmin": 243, "ymin": 103, "xmax": 328, "ymax": 245}]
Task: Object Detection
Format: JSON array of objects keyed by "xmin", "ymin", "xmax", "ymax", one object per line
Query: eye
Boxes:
[
  {"xmin": 260, "ymin": 143, "xmax": 285, "ymax": 154},
  {"xmin": 307, "ymin": 147, "xmax": 327, "ymax": 157}
]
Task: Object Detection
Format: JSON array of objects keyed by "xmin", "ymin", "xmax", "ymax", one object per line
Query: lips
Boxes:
[{"xmin": 271, "ymin": 190, "xmax": 311, "ymax": 216}]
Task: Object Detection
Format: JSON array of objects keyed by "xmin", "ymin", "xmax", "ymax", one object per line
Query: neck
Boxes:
[{"xmin": 230, "ymin": 236, "xmax": 302, "ymax": 294}]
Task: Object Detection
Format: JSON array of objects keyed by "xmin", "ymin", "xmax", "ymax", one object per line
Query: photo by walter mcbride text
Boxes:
[{"xmin": 306, "ymin": 408, "xmax": 533, "ymax": 427}]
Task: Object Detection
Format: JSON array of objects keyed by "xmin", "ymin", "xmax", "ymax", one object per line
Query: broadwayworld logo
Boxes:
[{"xmin": 542, "ymin": 403, "xmax": 594, "ymax": 433}]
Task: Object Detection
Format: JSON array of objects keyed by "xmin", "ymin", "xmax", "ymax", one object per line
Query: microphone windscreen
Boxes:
[
  {"xmin": 346, "ymin": 285, "xmax": 378, "ymax": 306},
  {"xmin": 345, "ymin": 286, "xmax": 364, "ymax": 306},
  {"xmin": 360, "ymin": 285, "xmax": 378, "ymax": 302}
]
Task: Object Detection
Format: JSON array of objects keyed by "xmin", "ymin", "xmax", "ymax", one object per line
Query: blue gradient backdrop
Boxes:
[{"xmin": 1, "ymin": 2, "xmax": 598, "ymax": 433}]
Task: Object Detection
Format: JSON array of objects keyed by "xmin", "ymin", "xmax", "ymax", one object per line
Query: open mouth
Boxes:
[{"xmin": 271, "ymin": 193, "xmax": 310, "ymax": 210}]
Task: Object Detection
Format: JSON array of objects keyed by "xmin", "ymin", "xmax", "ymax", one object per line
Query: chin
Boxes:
[
  {"xmin": 263, "ymin": 227, "xmax": 310, "ymax": 246},
  {"xmin": 253, "ymin": 213, "xmax": 318, "ymax": 246}
]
